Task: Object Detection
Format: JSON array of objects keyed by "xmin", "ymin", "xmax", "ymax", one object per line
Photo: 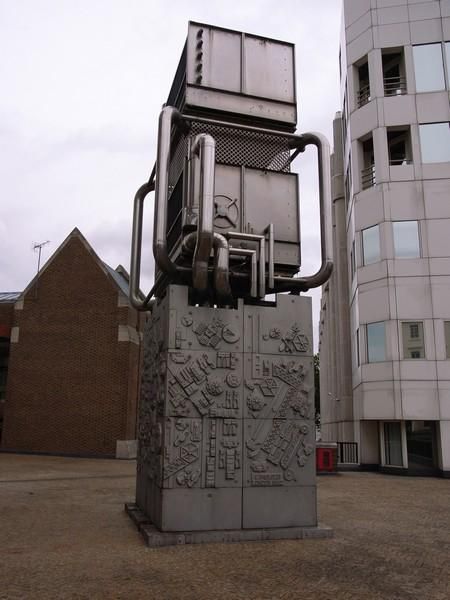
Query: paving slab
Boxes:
[{"xmin": 0, "ymin": 453, "xmax": 449, "ymax": 600}]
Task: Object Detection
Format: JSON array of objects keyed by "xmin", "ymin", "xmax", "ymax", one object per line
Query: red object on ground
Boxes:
[{"xmin": 316, "ymin": 444, "xmax": 338, "ymax": 473}]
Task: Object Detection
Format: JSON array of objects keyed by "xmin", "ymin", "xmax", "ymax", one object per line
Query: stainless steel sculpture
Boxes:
[{"xmin": 127, "ymin": 22, "xmax": 333, "ymax": 545}]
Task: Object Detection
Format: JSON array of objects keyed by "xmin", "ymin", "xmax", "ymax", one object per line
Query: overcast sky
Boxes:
[{"xmin": 0, "ymin": 0, "xmax": 342, "ymax": 345}]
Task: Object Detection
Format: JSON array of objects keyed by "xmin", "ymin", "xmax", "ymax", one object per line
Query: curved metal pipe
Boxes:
[
  {"xmin": 184, "ymin": 115, "xmax": 333, "ymax": 291},
  {"xmin": 153, "ymin": 106, "xmax": 183, "ymax": 276},
  {"xmin": 182, "ymin": 231, "xmax": 231, "ymax": 303},
  {"xmin": 191, "ymin": 133, "xmax": 216, "ymax": 293},
  {"xmin": 129, "ymin": 179, "xmax": 155, "ymax": 310},
  {"xmin": 274, "ymin": 131, "xmax": 333, "ymax": 292},
  {"xmin": 130, "ymin": 112, "xmax": 332, "ymax": 308}
]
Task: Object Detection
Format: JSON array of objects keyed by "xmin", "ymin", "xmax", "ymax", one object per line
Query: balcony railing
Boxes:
[
  {"xmin": 357, "ymin": 83, "xmax": 371, "ymax": 108},
  {"xmin": 338, "ymin": 442, "xmax": 359, "ymax": 464},
  {"xmin": 389, "ymin": 157, "xmax": 412, "ymax": 166},
  {"xmin": 361, "ymin": 164, "xmax": 375, "ymax": 190},
  {"xmin": 384, "ymin": 75, "xmax": 407, "ymax": 96}
]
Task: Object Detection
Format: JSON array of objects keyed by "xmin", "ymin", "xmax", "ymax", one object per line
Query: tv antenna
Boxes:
[{"xmin": 33, "ymin": 240, "xmax": 50, "ymax": 299}]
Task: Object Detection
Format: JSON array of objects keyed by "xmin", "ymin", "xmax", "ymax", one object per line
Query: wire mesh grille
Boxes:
[
  {"xmin": 190, "ymin": 122, "xmax": 291, "ymax": 172},
  {"xmin": 168, "ymin": 135, "xmax": 188, "ymax": 192},
  {"xmin": 168, "ymin": 121, "xmax": 292, "ymax": 196}
]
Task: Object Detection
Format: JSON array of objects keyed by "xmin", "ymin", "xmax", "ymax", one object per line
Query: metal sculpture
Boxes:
[{"xmin": 127, "ymin": 22, "xmax": 333, "ymax": 545}]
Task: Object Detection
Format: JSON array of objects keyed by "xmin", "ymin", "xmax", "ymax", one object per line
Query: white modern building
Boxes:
[{"xmin": 320, "ymin": 0, "xmax": 450, "ymax": 476}]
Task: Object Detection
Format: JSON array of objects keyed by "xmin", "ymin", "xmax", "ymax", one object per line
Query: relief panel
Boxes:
[
  {"xmin": 244, "ymin": 295, "xmax": 312, "ymax": 356},
  {"xmin": 243, "ymin": 418, "xmax": 315, "ymax": 488},
  {"xmin": 136, "ymin": 286, "xmax": 317, "ymax": 532},
  {"xmin": 202, "ymin": 417, "xmax": 243, "ymax": 488},
  {"xmin": 161, "ymin": 417, "xmax": 203, "ymax": 489},
  {"xmin": 159, "ymin": 416, "xmax": 243, "ymax": 490},
  {"xmin": 166, "ymin": 286, "xmax": 244, "ymax": 353},
  {"xmin": 136, "ymin": 313, "xmax": 166, "ymax": 479},
  {"xmin": 243, "ymin": 354, "xmax": 314, "ymax": 421},
  {"xmin": 166, "ymin": 349, "xmax": 243, "ymax": 419}
]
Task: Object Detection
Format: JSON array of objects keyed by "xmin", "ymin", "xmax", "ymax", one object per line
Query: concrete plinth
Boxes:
[
  {"xmin": 133, "ymin": 286, "xmax": 328, "ymax": 540},
  {"xmin": 125, "ymin": 503, "xmax": 333, "ymax": 547}
]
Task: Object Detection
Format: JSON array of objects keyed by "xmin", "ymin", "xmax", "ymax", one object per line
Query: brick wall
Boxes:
[
  {"xmin": 0, "ymin": 302, "xmax": 14, "ymax": 337},
  {"xmin": 0, "ymin": 302, "xmax": 15, "ymax": 424},
  {"xmin": 1, "ymin": 232, "xmax": 141, "ymax": 457}
]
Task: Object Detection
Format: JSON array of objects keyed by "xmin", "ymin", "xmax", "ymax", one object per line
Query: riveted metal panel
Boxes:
[
  {"xmin": 244, "ymin": 36, "xmax": 296, "ymax": 104},
  {"xmin": 243, "ymin": 169, "xmax": 300, "ymax": 245},
  {"xmin": 182, "ymin": 21, "xmax": 297, "ymax": 130}
]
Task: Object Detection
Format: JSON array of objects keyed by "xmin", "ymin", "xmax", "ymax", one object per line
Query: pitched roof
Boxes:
[
  {"xmin": 16, "ymin": 228, "xmax": 136, "ymax": 303},
  {"xmin": 0, "ymin": 292, "xmax": 21, "ymax": 303},
  {"xmin": 103, "ymin": 263, "xmax": 130, "ymax": 297}
]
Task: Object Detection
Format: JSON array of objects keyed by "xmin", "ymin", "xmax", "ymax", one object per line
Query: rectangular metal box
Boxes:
[
  {"xmin": 166, "ymin": 123, "xmax": 301, "ymax": 278},
  {"xmin": 167, "ymin": 22, "xmax": 297, "ymax": 131}
]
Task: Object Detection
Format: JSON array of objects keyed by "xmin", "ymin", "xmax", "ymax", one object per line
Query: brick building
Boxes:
[{"xmin": 0, "ymin": 228, "xmax": 144, "ymax": 458}]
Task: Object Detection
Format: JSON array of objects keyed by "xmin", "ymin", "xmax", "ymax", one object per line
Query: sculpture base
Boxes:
[{"xmin": 125, "ymin": 503, "xmax": 333, "ymax": 547}]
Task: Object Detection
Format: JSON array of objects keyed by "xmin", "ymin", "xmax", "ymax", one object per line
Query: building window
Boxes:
[
  {"xmin": 367, "ymin": 321, "xmax": 386, "ymax": 363},
  {"xmin": 393, "ymin": 221, "xmax": 420, "ymax": 258},
  {"xmin": 382, "ymin": 49, "xmax": 406, "ymax": 96},
  {"xmin": 360, "ymin": 136, "xmax": 375, "ymax": 190},
  {"xmin": 356, "ymin": 58, "xmax": 370, "ymax": 107},
  {"xmin": 362, "ymin": 225, "xmax": 380, "ymax": 265},
  {"xmin": 419, "ymin": 123, "xmax": 450, "ymax": 164},
  {"xmin": 410, "ymin": 323, "xmax": 419, "ymax": 338},
  {"xmin": 413, "ymin": 43, "xmax": 445, "ymax": 92},
  {"xmin": 444, "ymin": 321, "xmax": 450, "ymax": 359},
  {"xmin": 383, "ymin": 422, "xmax": 403, "ymax": 467},
  {"xmin": 387, "ymin": 127, "xmax": 412, "ymax": 165},
  {"xmin": 402, "ymin": 321, "xmax": 424, "ymax": 359}
]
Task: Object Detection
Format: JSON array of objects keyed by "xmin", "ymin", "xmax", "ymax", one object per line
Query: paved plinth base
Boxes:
[{"xmin": 125, "ymin": 503, "xmax": 333, "ymax": 547}]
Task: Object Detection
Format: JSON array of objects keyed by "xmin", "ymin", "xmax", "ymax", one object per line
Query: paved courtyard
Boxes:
[{"xmin": 0, "ymin": 454, "xmax": 449, "ymax": 600}]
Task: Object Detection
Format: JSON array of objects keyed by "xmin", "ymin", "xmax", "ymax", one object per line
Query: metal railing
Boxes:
[
  {"xmin": 384, "ymin": 75, "xmax": 406, "ymax": 96},
  {"xmin": 338, "ymin": 442, "xmax": 359, "ymax": 464},
  {"xmin": 389, "ymin": 157, "xmax": 412, "ymax": 166},
  {"xmin": 357, "ymin": 83, "xmax": 371, "ymax": 107},
  {"xmin": 361, "ymin": 164, "xmax": 375, "ymax": 190}
]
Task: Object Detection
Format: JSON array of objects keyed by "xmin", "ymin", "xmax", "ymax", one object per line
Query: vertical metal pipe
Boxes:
[
  {"xmin": 153, "ymin": 106, "xmax": 182, "ymax": 276},
  {"xmin": 212, "ymin": 233, "xmax": 232, "ymax": 304},
  {"xmin": 264, "ymin": 223, "xmax": 275, "ymax": 289},
  {"xmin": 129, "ymin": 180, "xmax": 154, "ymax": 310},
  {"xmin": 191, "ymin": 133, "xmax": 216, "ymax": 293},
  {"xmin": 258, "ymin": 236, "xmax": 265, "ymax": 298},
  {"xmin": 182, "ymin": 231, "xmax": 231, "ymax": 303}
]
